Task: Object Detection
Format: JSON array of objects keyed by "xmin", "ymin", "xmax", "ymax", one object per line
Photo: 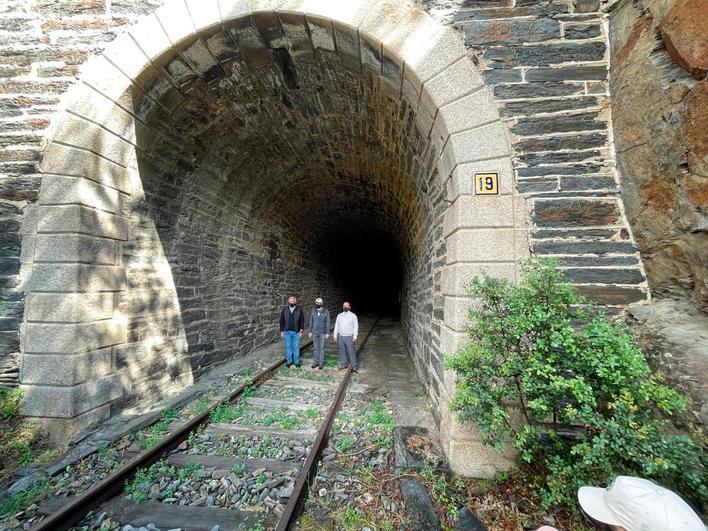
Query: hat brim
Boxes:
[{"xmin": 578, "ymin": 487, "xmax": 623, "ymax": 526}]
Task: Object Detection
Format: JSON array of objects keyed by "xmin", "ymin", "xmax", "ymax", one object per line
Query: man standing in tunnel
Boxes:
[
  {"xmin": 280, "ymin": 296, "xmax": 304, "ymax": 368},
  {"xmin": 333, "ymin": 301, "xmax": 359, "ymax": 372},
  {"xmin": 308, "ymin": 297, "xmax": 330, "ymax": 369}
]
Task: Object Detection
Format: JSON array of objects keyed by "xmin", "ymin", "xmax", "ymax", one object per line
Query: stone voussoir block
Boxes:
[
  {"xmin": 181, "ymin": 38, "xmax": 221, "ymax": 76},
  {"xmin": 20, "ymin": 347, "xmax": 113, "ymax": 385},
  {"xmin": 39, "ymin": 174, "xmax": 120, "ymax": 213},
  {"xmin": 444, "ymin": 295, "xmax": 474, "ymax": 332},
  {"xmin": 40, "ymin": 143, "xmax": 131, "ymax": 194},
  {"xmin": 155, "ymin": 0, "xmax": 196, "ymax": 45},
  {"xmin": 447, "ymin": 158, "xmax": 515, "ymax": 200},
  {"xmin": 26, "ymin": 292, "xmax": 114, "ymax": 323},
  {"xmin": 23, "ymin": 318, "xmax": 127, "ymax": 354},
  {"xmin": 332, "ymin": 21, "xmax": 361, "ymax": 72},
  {"xmin": 20, "ymin": 373, "xmax": 125, "ymax": 418},
  {"xmin": 440, "ymin": 122, "xmax": 511, "ymax": 180},
  {"xmin": 446, "ymin": 228, "xmax": 516, "ymax": 264},
  {"xmin": 34, "ymin": 233, "xmax": 116, "ymax": 265},
  {"xmin": 305, "ymin": 14, "xmax": 336, "ymax": 52},
  {"xmin": 26, "ymin": 263, "xmax": 127, "ymax": 292},
  {"xmin": 129, "ymin": 13, "xmax": 173, "ymax": 63},
  {"xmin": 432, "ymin": 88, "xmax": 500, "ymax": 148},
  {"xmin": 421, "ymin": 58, "xmax": 484, "ymax": 112},
  {"xmin": 37, "ymin": 205, "xmax": 128, "ymax": 240},
  {"xmin": 51, "ymin": 115, "xmax": 136, "ymax": 168},
  {"xmin": 63, "ymin": 83, "xmax": 137, "ymax": 144},
  {"xmin": 74, "ymin": 54, "xmax": 134, "ymax": 106},
  {"xmin": 284, "ymin": 0, "xmax": 375, "ymax": 28},
  {"xmin": 441, "ymin": 262, "xmax": 517, "ymax": 296},
  {"xmin": 444, "ymin": 195, "xmax": 515, "ymax": 237},
  {"xmin": 278, "ymin": 12, "xmax": 317, "ymax": 62},
  {"xmin": 185, "ymin": 0, "xmax": 221, "ymax": 33}
]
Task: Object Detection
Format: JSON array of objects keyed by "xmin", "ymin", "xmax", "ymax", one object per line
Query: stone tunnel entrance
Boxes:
[{"xmin": 19, "ymin": 0, "xmax": 527, "ymax": 470}]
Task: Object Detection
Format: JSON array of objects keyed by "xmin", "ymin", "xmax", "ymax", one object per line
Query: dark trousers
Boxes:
[
  {"xmin": 312, "ymin": 333, "xmax": 326, "ymax": 364},
  {"xmin": 338, "ymin": 335, "xmax": 357, "ymax": 368}
]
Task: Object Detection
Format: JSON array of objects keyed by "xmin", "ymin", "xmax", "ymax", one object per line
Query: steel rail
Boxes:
[
  {"xmin": 32, "ymin": 317, "xmax": 379, "ymax": 531},
  {"xmin": 31, "ymin": 341, "xmax": 313, "ymax": 531},
  {"xmin": 276, "ymin": 315, "xmax": 381, "ymax": 531}
]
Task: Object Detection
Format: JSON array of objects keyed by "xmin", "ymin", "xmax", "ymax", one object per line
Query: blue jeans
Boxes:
[{"xmin": 283, "ymin": 331, "xmax": 300, "ymax": 364}]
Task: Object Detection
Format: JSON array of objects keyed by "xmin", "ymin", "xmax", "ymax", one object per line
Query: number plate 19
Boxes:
[{"xmin": 474, "ymin": 172, "xmax": 499, "ymax": 195}]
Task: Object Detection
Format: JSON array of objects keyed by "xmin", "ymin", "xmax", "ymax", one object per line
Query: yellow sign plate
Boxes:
[{"xmin": 474, "ymin": 172, "xmax": 499, "ymax": 195}]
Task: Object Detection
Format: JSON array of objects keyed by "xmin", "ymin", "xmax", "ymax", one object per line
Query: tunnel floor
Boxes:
[{"xmin": 353, "ymin": 316, "xmax": 437, "ymax": 432}]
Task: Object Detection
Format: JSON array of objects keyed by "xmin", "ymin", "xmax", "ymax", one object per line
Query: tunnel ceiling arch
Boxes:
[{"xmin": 20, "ymin": 0, "xmax": 525, "ymax": 440}]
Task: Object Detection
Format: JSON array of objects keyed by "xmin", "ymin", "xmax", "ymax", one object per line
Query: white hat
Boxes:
[
  {"xmin": 315, "ymin": 297, "xmax": 323, "ymax": 304},
  {"xmin": 578, "ymin": 476, "xmax": 705, "ymax": 531}
]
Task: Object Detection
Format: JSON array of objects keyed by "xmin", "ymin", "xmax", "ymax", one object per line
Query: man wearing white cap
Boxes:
[
  {"xmin": 576, "ymin": 476, "xmax": 704, "ymax": 531},
  {"xmin": 308, "ymin": 297, "xmax": 330, "ymax": 369}
]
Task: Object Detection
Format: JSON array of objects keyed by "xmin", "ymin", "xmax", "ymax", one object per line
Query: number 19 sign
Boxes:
[{"xmin": 474, "ymin": 172, "xmax": 499, "ymax": 195}]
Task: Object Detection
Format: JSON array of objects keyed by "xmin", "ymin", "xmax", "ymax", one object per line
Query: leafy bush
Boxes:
[{"xmin": 445, "ymin": 259, "xmax": 706, "ymax": 508}]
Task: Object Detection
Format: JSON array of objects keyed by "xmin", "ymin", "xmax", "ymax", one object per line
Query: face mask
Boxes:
[
  {"xmin": 289, "ymin": 303, "xmax": 296, "ymax": 307},
  {"xmin": 316, "ymin": 303, "xmax": 323, "ymax": 307},
  {"xmin": 343, "ymin": 308, "xmax": 350, "ymax": 312}
]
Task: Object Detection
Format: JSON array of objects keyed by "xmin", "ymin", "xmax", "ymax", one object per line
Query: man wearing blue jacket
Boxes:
[{"xmin": 279, "ymin": 296, "xmax": 304, "ymax": 368}]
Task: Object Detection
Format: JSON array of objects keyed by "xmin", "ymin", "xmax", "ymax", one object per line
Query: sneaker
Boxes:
[
  {"xmin": 318, "ymin": 365, "xmax": 324, "ymax": 370},
  {"xmin": 295, "ymin": 362, "xmax": 301, "ymax": 368},
  {"xmin": 311, "ymin": 363, "xmax": 318, "ymax": 369},
  {"xmin": 352, "ymin": 367, "xmax": 359, "ymax": 373}
]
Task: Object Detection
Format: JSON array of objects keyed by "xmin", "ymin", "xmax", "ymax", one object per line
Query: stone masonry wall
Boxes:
[
  {"xmin": 416, "ymin": 1, "xmax": 649, "ymax": 459},
  {"xmin": 438, "ymin": 0, "xmax": 648, "ymax": 308},
  {"xmin": 1, "ymin": 0, "xmax": 168, "ymax": 387}
]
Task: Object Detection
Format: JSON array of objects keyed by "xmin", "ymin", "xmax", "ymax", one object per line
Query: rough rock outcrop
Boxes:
[
  {"xmin": 609, "ymin": 0, "xmax": 708, "ymax": 311},
  {"xmin": 629, "ymin": 299, "xmax": 708, "ymax": 426}
]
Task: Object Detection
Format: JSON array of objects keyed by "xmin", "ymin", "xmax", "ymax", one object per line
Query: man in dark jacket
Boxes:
[
  {"xmin": 279, "ymin": 296, "xmax": 304, "ymax": 367},
  {"xmin": 308, "ymin": 297, "xmax": 330, "ymax": 369}
]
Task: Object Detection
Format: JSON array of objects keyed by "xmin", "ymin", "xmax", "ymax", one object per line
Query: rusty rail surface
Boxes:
[
  {"xmin": 276, "ymin": 315, "xmax": 380, "ymax": 531},
  {"xmin": 31, "ymin": 345, "xmax": 303, "ymax": 531},
  {"xmin": 32, "ymin": 317, "xmax": 379, "ymax": 531}
]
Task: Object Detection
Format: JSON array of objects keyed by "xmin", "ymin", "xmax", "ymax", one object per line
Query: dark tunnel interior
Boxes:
[
  {"xmin": 316, "ymin": 228, "xmax": 403, "ymax": 316},
  {"xmin": 323, "ymin": 226, "xmax": 403, "ymax": 316}
]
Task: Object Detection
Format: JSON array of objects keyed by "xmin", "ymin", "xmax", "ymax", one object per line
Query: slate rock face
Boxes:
[
  {"xmin": 400, "ymin": 478, "xmax": 441, "ymax": 531},
  {"xmin": 609, "ymin": 0, "xmax": 708, "ymax": 312},
  {"xmin": 630, "ymin": 299, "xmax": 708, "ymax": 426},
  {"xmin": 455, "ymin": 507, "xmax": 487, "ymax": 531}
]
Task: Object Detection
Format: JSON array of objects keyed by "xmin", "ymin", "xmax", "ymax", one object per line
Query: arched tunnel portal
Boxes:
[{"xmin": 19, "ymin": 0, "xmax": 526, "ymax": 469}]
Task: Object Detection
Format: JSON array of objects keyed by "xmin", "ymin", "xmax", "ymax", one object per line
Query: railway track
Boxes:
[{"xmin": 28, "ymin": 317, "xmax": 381, "ymax": 531}]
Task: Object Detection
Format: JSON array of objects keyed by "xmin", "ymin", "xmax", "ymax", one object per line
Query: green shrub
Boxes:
[{"xmin": 445, "ymin": 259, "xmax": 706, "ymax": 508}]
